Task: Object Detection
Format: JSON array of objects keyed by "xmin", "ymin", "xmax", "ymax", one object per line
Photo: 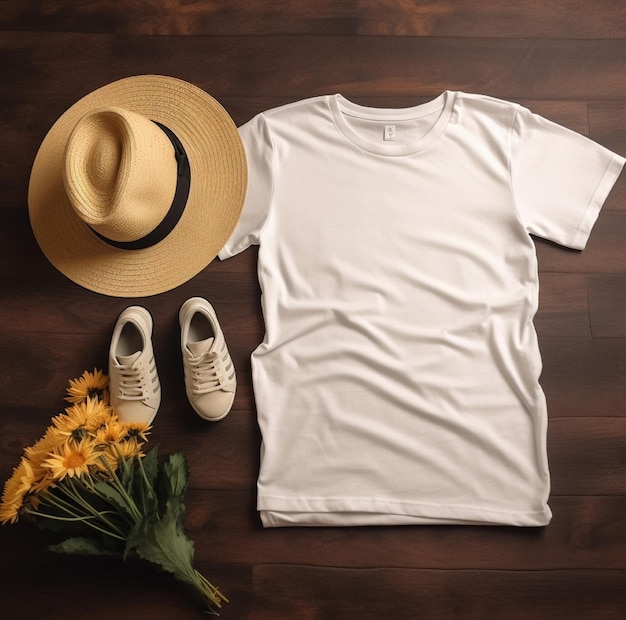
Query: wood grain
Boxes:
[
  {"xmin": 358, "ymin": 0, "xmax": 626, "ymax": 38},
  {"xmin": 589, "ymin": 275, "xmax": 626, "ymax": 337},
  {"xmin": 252, "ymin": 566, "xmax": 625, "ymax": 620},
  {"xmin": 1, "ymin": 33, "xmax": 624, "ymax": 104},
  {"xmin": 0, "ymin": 0, "xmax": 358, "ymax": 35},
  {"xmin": 0, "ymin": 1, "xmax": 623, "ymax": 618}
]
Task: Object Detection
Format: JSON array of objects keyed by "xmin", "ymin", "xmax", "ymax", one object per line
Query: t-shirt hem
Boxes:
[{"xmin": 258, "ymin": 496, "xmax": 552, "ymax": 528}]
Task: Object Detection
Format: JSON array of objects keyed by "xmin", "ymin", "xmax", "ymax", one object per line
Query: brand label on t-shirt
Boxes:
[{"xmin": 384, "ymin": 124, "xmax": 396, "ymax": 141}]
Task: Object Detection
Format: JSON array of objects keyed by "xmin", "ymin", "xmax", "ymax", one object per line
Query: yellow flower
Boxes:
[
  {"xmin": 94, "ymin": 419, "xmax": 126, "ymax": 446},
  {"xmin": 119, "ymin": 439, "xmax": 144, "ymax": 459},
  {"xmin": 122, "ymin": 422, "xmax": 151, "ymax": 444},
  {"xmin": 85, "ymin": 405, "xmax": 116, "ymax": 436},
  {"xmin": 101, "ymin": 440, "xmax": 144, "ymax": 471},
  {"xmin": 0, "ymin": 458, "xmax": 36, "ymax": 524},
  {"xmin": 43, "ymin": 438, "xmax": 101, "ymax": 481},
  {"xmin": 25, "ymin": 427, "xmax": 66, "ymax": 463},
  {"xmin": 24, "ymin": 427, "xmax": 65, "ymax": 493},
  {"xmin": 53, "ymin": 398, "xmax": 110, "ymax": 442},
  {"xmin": 65, "ymin": 368, "xmax": 109, "ymax": 404},
  {"xmin": 93, "ymin": 420, "xmax": 142, "ymax": 472}
]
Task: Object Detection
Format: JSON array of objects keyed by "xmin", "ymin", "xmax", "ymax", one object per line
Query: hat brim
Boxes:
[{"xmin": 28, "ymin": 75, "xmax": 247, "ymax": 297}]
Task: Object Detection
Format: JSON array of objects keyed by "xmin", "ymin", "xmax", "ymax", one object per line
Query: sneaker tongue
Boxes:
[
  {"xmin": 188, "ymin": 338, "xmax": 215, "ymax": 357},
  {"xmin": 117, "ymin": 351, "xmax": 141, "ymax": 366}
]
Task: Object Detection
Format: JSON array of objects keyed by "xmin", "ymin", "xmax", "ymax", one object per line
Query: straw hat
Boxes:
[{"xmin": 28, "ymin": 75, "xmax": 247, "ymax": 297}]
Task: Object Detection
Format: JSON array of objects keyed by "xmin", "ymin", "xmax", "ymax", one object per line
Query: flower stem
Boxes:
[
  {"xmin": 196, "ymin": 569, "xmax": 229, "ymax": 607},
  {"xmin": 55, "ymin": 478, "xmax": 126, "ymax": 537},
  {"xmin": 181, "ymin": 566, "xmax": 228, "ymax": 613},
  {"xmin": 26, "ymin": 507, "xmax": 127, "ymax": 541},
  {"xmin": 97, "ymin": 457, "xmax": 143, "ymax": 521}
]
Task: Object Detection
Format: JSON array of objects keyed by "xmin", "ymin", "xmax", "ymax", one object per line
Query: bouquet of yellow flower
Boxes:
[{"xmin": 0, "ymin": 369, "xmax": 227, "ymax": 615}]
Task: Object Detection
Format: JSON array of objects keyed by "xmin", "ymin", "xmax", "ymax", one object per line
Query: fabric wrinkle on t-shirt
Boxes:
[{"xmin": 219, "ymin": 91, "xmax": 625, "ymax": 528}]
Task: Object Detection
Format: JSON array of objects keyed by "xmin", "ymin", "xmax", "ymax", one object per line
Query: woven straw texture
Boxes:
[{"xmin": 28, "ymin": 75, "xmax": 247, "ymax": 297}]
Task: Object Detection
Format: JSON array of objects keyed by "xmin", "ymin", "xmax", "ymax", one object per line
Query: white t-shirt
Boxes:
[{"xmin": 219, "ymin": 91, "xmax": 624, "ymax": 527}]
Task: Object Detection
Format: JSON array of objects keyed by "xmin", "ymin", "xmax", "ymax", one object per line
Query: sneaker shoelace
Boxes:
[
  {"xmin": 117, "ymin": 362, "xmax": 146, "ymax": 400},
  {"xmin": 189, "ymin": 351, "xmax": 225, "ymax": 395}
]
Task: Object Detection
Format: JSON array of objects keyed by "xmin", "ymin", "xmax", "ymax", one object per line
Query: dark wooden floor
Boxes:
[{"xmin": 1, "ymin": 2, "xmax": 624, "ymax": 618}]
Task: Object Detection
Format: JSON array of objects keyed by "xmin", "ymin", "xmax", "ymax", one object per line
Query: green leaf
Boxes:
[
  {"xmin": 125, "ymin": 516, "xmax": 196, "ymax": 585},
  {"xmin": 163, "ymin": 452, "xmax": 189, "ymax": 498},
  {"xmin": 141, "ymin": 446, "xmax": 159, "ymax": 488},
  {"xmin": 158, "ymin": 451, "xmax": 189, "ymax": 523},
  {"xmin": 122, "ymin": 451, "xmax": 198, "ymax": 584},
  {"xmin": 49, "ymin": 536, "xmax": 120, "ymax": 557},
  {"xmin": 135, "ymin": 451, "xmax": 159, "ymax": 518},
  {"xmin": 118, "ymin": 454, "xmax": 135, "ymax": 489},
  {"xmin": 93, "ymin": 480, "xmax": 136, "ymax": 521}
]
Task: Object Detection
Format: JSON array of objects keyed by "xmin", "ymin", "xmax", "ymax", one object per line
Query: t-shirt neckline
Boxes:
[{"xmin": 328, "ymin": 91, "xmax": 456, "ymax": 157}]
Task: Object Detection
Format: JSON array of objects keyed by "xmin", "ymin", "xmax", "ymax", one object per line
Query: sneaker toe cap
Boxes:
[
  {"xmin": 192, "ymin": 391, "xmax": 235, "ymax": 421},
  {"xmin": 115, "ymin": 400, "xmax": 159, "ymax": 425}
]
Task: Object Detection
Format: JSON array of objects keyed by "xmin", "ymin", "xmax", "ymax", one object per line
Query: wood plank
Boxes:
[
  {"xmin": 358, "ymin": 0, "xmax": 626, "ymax": 39},
  {"xmin": 535, "ymin": 273, "xmax": 626, "ymax": 338},
  {"xmin": 185, "ymin": 495, "xmax": 625, "ymax": 570},
  {"xmin": 539, "ymin": 337, "xmax": 625, "ymax": 417},
  {"xmin": 0, "ymin": 538, "xmax": 249, "ymax": 619},
  {"xmin": 548, "ymin": 417, "xmax": 626, "ymax": 496},
  {"xmin": 535, "ymin": 210, "xmax": 626, "ymax": 274},
  {"xmin": 589, "ymin": 275, "xmax": 626, "ymax": 337},
  {"xmin": 0, "ymin": 0, "xmax": 357, "ymax": 35},
  {"xmin": 601, "ymin": 172, "xmax": 625, "ymax": 212},
  {"xmin": 4, "ymin": 0, "xmax": 625, "ymax": 41},
  {"xmin": 252, "ymin": 566, "xmax": 625, "ymax": 620},
  {"xmin": 0, "ymin": 333, "xmax": 257, "ymax": 411},
  {"xmin": 588, "ymin": 100, "xmax": 626, "ymax": 159},
  {"xmin": 0, "ymin": 271, "xmax": 262, "ymax": 340},
  {"xmin": 3, "ymin": 0, "xmax": 626, "ymax": 40},
  {"xmin": 1, "ymin": 493, "xmax": 621, "ymax": 572},
  {"xmin": 0, "ymin": 539, "xmax": 622, "ymax": 620},
  {"xmin": 1, "ymin": 33, "xmax": 624, "ymax": 105},
  {"xmin": 534, "ymin": 273, "xmax": 591, "ymax": 337}
]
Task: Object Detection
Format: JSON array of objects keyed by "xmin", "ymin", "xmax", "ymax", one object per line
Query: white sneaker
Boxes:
[
  {"xmin": 179, "ymin": 297, "xmax": 236, "ymax": 421},
  {"xmin": 109, "ymin": 306, "xmax": 161, "ymax": 424}
]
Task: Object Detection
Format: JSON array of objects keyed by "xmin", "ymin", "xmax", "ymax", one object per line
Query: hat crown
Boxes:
[
  {"xmin": 28, "ymin": 74, "xmax": 246, "ymax": 297},
  {"xmin": 63, "ymin": 107, "xmax": 178, "ymax": 243}
]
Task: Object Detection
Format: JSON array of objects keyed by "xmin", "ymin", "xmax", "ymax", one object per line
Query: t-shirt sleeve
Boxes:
[
  {"xmin": 218, "ymin": 114, "xmax": 274, "ymax": 259},
  {"xmin": 510, "ymin": 105, "xmax": 625, "ymax": 250}
]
